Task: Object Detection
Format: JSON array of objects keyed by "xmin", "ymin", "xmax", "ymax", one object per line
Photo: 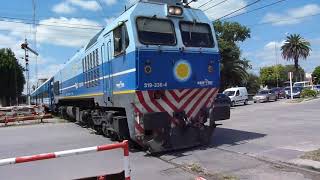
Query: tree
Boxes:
[
  {"xmin": 260, "ymin": 64, "xmax": 305, "ymax": 87},
  {"xmin": 283, "ymin": 65, "xmax": 305, "ymax": 82},
  {"xmin": 214, "ymin": 20, "xmax": 251, "ymax": 90},
  {"xmin": 260, "ymin": 65, "xmax": 286, "ymax": 88},
  {"xmin": 0, "ymin": 48, "xmax": 25, "ymax": 106},
  {"xmin": 312, "ymin": 66, "xmax": 320, "ymax": 84},
  {"xmin": 281, "ymin": 34, "xmax": 311, "ymax": 76}
]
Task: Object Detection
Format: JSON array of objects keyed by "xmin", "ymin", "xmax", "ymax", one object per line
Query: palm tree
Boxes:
[{"xmin": 281, "ymin": 34, "xmax": 311, "ymax": 74}]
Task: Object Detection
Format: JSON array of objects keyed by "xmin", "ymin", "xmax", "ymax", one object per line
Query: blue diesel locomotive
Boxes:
[{"xmin": 31, "ymin": 0, "xmax": 230, "ymax": 152}]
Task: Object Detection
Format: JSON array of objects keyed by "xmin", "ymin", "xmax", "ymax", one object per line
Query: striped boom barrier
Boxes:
[{"xmin": 0, "ymin": 140, "xmax": 131, "ymax": 180}]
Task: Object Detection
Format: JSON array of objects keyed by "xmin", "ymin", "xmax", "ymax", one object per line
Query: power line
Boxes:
[
  {"xmin": 0, "ymin": 18, "xmax": 103, "ymax": 30},
  {"xmin": 0, "ymin": 28, "xmax": 99, "ymax": 38},
  {"xmin": 197, "ymin": 0, "xmax": 215, "ymax": 9},
  {"xmin": 248, "ymin": 12, "xmax": 320, "ymax": 27},
  {"xmin": 203, "ymin": 0, "xmax": 230, "ymax": 12},
  {"xmin": 215, "ymin": 0, "xmax": 262, "ymax": 20},
  {"xmin": 222, "ymin": 0, "xmax": 287, "ymax": 20},
  {"xmin": 0, "ymin": 15, "xmax": 103, "ymax": 28},
  {"xmin": 96, "ymin": 0, "xmax": 108, "ymax": 17}
]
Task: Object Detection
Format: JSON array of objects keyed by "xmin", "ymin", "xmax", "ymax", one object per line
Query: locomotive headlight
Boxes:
[
  {"xmin": 168, "ymin": 7, "xmax": 175, "ymax": 15},
  {"xmin": 168, "ymin": 6, "xmax": 183, "ymax": 16},
  {"xmin": 174, "ymin": 7, "xmax": 183, "ymax": 15}
]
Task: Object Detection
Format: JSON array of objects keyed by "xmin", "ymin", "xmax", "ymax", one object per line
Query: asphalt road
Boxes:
[{"xmin": 0, "ymin": 98, "xmax": 320, "ymax": 179}]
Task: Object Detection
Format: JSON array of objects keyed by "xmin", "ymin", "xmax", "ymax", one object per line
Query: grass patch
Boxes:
[
  {"xmin": 286, "ymin": 96, "xmax": 319, "ymax": 103},
  {"xmin": 185, "ymin": 163, "xmax": 238, "ymax": 180},
  {"xmin": 188, "ymin": 163, "xmax": 205, "ymax": 174},
  {"xmin": 301, "ymin": 149, "xmax": 320, "ymax": 162},
  {"xmin": 219, "ymin": 175, "xmax": 238, "ymax": 180}
]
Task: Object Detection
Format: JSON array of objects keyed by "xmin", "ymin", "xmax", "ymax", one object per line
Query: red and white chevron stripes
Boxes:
[{"xmin": 132, "ymin": 88, "xmax": 219, "ymax": 134}]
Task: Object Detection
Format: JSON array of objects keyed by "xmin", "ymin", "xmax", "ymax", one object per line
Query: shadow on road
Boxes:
[
  {"xmin": 153, "ymin": 128, "xmax": 266, "ymax": 158},
  {"xmin": 210, "ymin": 127, "xmax": 266, "ymax": 146}
]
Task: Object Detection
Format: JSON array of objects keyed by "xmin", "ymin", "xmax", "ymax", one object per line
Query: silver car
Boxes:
[{"xmin": 253, "ymin": 89, "xmax": 277, "ymax": 103}]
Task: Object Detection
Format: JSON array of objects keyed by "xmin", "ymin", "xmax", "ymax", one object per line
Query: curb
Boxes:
[{"xmin": 288, "ymin": 158, "xmax": 320, "ymax": 171}]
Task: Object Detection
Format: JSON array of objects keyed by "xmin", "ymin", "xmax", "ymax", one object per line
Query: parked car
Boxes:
[
  {"xmin": 284, "ymin": 86, "xmax": 291, "ymax": 96},
  {"xmin": 271, "ymin": 87, "xmax": 286, "ymax": 99},
  {"xmin": 211, "ymin": 93, "xmax": 231, "ymax": 121},
  {"xmin": 223, "ymin": 87, "xmax": 249, "ymax": 107},
  {"xmin": 314, "ymin": 85, "xmax": 320, "ymax": 92},
  {"xmin": 286, "ymin": 87, "xmax": 303, "ymax": 99},
  {"xmin": 253, "ymin": 89, "xmax": 277, "ymax": 103}
]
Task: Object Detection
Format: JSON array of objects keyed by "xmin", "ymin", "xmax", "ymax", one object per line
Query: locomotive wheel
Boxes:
[{"xmin": 94, "ymin": 125, "xmax": 102, "ymax": 135}]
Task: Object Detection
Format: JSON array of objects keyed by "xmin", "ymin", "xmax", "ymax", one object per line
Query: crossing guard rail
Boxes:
[{"xmin": 0, "ymin": 140, "xmax": 131, "ymax": 180}]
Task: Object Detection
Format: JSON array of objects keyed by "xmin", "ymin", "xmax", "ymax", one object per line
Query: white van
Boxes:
[{"xmin": 223, "ymin": 87, "xmax": 249, "ymax": 106}]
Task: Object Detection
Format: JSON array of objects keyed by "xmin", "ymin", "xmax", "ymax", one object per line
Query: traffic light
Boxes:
[{"xmin": 25, "ymin": 54, "xmax": 29, "ymax": 65}]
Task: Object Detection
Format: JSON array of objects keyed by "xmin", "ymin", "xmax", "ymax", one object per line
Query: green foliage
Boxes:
[
  {"xmin": 281, "ymin": 34, "xmax": 311, "ymax": 71},
  {"xmin": 312, "ymin": 66, "xmax": 320, "ymax": 84},
  {"xmin": 214, "ymin": 20, "xmax": 251, "ymax": 90},
  {"xmin": 301, "ymin": 89, "xmax": 318, "ymax": 98},
  {"xmin": 0, "ymin": 48, "xmax": 25, "ymax": 100},
  {"xmin": 260, "ymin": 64, "xmax": 305, "ymax": 87}
]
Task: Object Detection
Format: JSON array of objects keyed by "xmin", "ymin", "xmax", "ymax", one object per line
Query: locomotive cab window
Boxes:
[
  {"xmin": 136, "ymin": 17, "xmax": 176, "ymax": 45},
  {"xmin": 180, "ymin": 22, "xmax": 214, "ymax": 48},
  {"xmin": 113, "ymin": 23, "xmax": 129, "ymax": 56}
]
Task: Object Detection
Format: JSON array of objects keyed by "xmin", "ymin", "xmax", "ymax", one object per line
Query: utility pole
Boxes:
[
  {"xmin": 32, "ymin": 0, "xmax": 38, "ymax": 88},
  {"xmin": 21, "ymin": 39, "xmax": 39, "ymax": 105}
]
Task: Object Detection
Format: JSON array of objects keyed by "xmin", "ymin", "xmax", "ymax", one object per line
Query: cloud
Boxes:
[
  {"xmin": 0, "ymin": 17, "xmax": 101, "ymax": 48},
  {"xmin": 52, "ymin": 0, "xmax": 101, "ymax": 14},
  {"xmin": 68, "ymin": 0, "xmax": 101, "ymax": 11},
  {"xmin": 191, "ymin": 0, "xmax": 247, "ymax": 20},
  {"xmin": 262, "ymin": 4, "xmax": 320, "ymax": 26},
  {"xmin": 103, "ymin": 0, "xmax": 117, "ymax": 6},
  {"xmin": 245, "ymin": 39, "xmax": 319, "ymax": 74},
  {"xmin": 0, "ymin": 33, "xmax": 25, "ymax": 61},
  {"xmin": 36, "ymin": 17, "xmax": 101, "ymax": 47},
  {"xmin": 52, "ymin": 2, "xmax": 76, "ymax": 14},
  {"xmin": 104, "ymin": 17, "xmax": 116, "ymax": 24}
]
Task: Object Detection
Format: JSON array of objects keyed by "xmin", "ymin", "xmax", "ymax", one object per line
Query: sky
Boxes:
[{"xmin": 0, "ymin": 0, "xmax": 319, "ymax": 89}]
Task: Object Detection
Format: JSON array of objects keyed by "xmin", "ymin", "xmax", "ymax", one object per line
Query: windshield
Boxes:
[
  {"xmin": 136, "ymin": 17, "xmax": 176, "ymax": 45},
  {"xmin": 180, "ymin": 22, "xmax": 214, "ymax": 47},
  {"xmin": 292, "ymin": 87, "xmax": 302, "ymax": 92},
  {"xmin": 223, "ymin": 91, "xmax": 235, "ymax": 96},
  {"xmin": 258, "ymin": 90, "xmax": 269, "ymax": 95}
]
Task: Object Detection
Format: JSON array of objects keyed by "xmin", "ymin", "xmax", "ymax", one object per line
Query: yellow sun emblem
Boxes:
[{"xmin": 174, "ymin": 60, "xmax": 191, "ymax": 82}]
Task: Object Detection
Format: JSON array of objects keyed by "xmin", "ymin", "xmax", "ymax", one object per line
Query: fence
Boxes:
[
  {"xmin": 0, "ymin": 105, "xmax": 52, "ymax": 125},
  {"xmin": 0, "ymin": 140, "xmax": 131, "ymax": 180}
]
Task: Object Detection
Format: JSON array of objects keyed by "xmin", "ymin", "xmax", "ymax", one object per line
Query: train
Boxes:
[{"xmin": 31, "ymin": 0, "xmax": 230, "ymax": 153}]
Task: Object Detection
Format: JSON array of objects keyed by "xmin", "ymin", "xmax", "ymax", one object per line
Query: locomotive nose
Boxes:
[{"xmin": 137, "ymin": 50, "xmax": 220, "ymax": 91}]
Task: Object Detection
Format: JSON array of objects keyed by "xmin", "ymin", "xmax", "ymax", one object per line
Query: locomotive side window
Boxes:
[
  {"xmin": 113, "ymin": 23, "xmax": 129, "ymax": 56},
  {"xmin": 179, "ymin": 22, "xmax": 214, "ymax": 48},
  {"xmin": 95, "ymin": 49, "xmax": 100, "ymax": 85},
  {"xmin": 136, "ymin": 17, "xmax": 176, "ymax": 46}
]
